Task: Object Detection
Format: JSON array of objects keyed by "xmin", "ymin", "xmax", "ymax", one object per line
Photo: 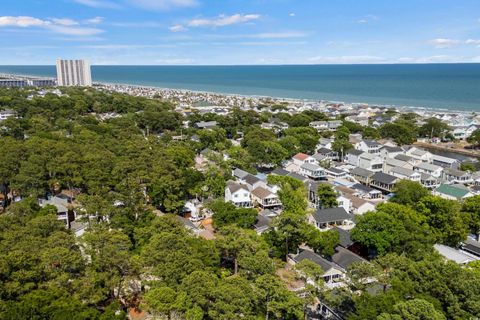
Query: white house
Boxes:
[
  {"xmin": 355, "ymin": 140, "xmax": 382, "ymax": 154},
  {"xmin": 225, "ymin": 182, "xmax": 253, "ymax": 208},
  {"xmin": 358, "ymin": 152, "xmax": 383, "ymax": 172},
  {"xmin": 300, "ymin": 163, "xmax": 327, "ymax": 180},
  {"xmin": 380, "ymin": 146, "xmax": 404, "ymax": 159},
  {"xmin": 432, "ymin": 154, "xmax": 460, "ymax": 169},
  {"xmin": 343, "ymin": 194, "xmax": 376, "ymax": 215},
  {"xmin": 388, "ymin": 166, "xmax": 421, "ymax": 182},
  {"xmin": 406, "ymin": 147, "xmax": 433, "ymax": 163},
  {"xmin": 251, "ymin": 186, "xmax": 282, "ymax": 209},
  {"xmin": 345, "ymin": 149, "xmax": 363, "ymax": 167},
  {"xmin": 292, "ymin": 153, "xmax": 317, "ymax": 167},
  {"xmin": 288, "ymin": 250, "xmax": 345, "ymax": 287},
  {"xmin": 39, "ymin": 196, "xmax": 76, "ymax": 227},
  {"xmin": 442, "ymin": 168, "xmax": 473, "ymax": 184},
  {"xmin": 452, "ymin": 125, "xmax": 478, "ymax": 140},
  {"xmin": 0, "ymin": 109, "xmax": 16, "ymax": 121},
  {"xmin": 383, "ymin": 157, "xmax": 413, "ymax": 173},
  {"xmin": 414, "ymin": 162, "xmax": 444, "ymax": 178},
  {"xmin": 309, "ymin": 207, "xmax": 354, "ymax": 231}
]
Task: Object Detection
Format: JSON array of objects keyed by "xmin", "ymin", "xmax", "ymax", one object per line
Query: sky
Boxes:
[{"xmin": 0, "ymin": 0, "xmax": 479, "ymax": 65}]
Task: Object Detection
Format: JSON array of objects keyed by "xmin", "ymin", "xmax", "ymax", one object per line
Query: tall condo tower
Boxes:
[{"xmin": 56, "ymin": 59, "xmax": 92, "ymax": 86}]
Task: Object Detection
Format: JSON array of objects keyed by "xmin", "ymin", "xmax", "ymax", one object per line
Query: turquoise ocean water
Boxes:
[{"xmin": 0, "ymin": 64, "xmax": 479, "ymax": 111}]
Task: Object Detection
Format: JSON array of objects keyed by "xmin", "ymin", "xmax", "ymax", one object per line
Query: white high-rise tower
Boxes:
[{"xmin": 56, "ymin": 59, "xmax": 92, "ymax": 87}]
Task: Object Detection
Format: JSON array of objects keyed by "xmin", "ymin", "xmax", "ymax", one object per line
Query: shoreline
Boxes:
[{"xmin": 1, "ymin": 71, "xmax": 478, "ymax": 116}]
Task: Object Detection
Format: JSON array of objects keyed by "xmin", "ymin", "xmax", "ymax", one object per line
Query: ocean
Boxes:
[{"xmin": 0, "ymin": 64, "xmax": 479, "ymax": 111}]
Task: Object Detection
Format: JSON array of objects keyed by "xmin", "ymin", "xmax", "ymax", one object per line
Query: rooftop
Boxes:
[
  {"xmin": 312, "ymin": 207, "xmax": 352, "ymax": 224},
  {"xmin": 435, "ymin": 184, "xmax": 471, "ymax": 199},
  {"xmin": 293, "ymin": 250, "xmax": 333, "ymax": 273}
]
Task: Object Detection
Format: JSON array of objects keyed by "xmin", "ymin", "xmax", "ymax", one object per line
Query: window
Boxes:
[{"xmin": 234, "ymin": 194, "xmax": 238, "ymax": 198}]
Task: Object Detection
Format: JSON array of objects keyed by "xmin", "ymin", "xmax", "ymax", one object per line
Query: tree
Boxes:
[
  {"xmin": 216, "ymin": 226, "xmax": 265, "ymax": 275},
  {"xmin": 294, "ymin": 259, "xmax": 325, "ymax": 288},
  {"xmin": 316, "ymin": 183, "xmax": 338, "ymax": 209},
  {"xmin": 332, "ymin": 126, "xmax": 353, "ymax": 159},
  {"xmin": 460, "ymin": 162, "xmax": 476, "ymax": 172},
  {"xmin": 391, "ymin": 180, "xmax": 430, "ymax": 206},
  {"xmin": 417, "ymin": 196, "xmax": 468, "ymax": 247},
  {"xmin": 419, "ymin": 118, "xmax": 450, "ymax": 139},
  {"xmin": 462, "ymin": 195, "xmax": 480, "ymax": 238},
  {"xmin": 306, "ymin": 228, "xmax": 340, "ymax": 257},
  {"xmin": 210, "ymin": 200, "xmax": 258, "ymax": 229},
  {"xmin": 379, "ymin": 122, "xmax": 417, "ymax": 145},
  {"xmin": 351, "ymin": 203, "xmax": 435, "ymax": 258},
  {"xmin": 467, "ymin": 128, "xmax": 480, "ymax": 148},
  {"xmin": 378, "ymin": 299, "xmax": 446, "ymax": 320},
  {"xmin": 254, "ymin": 274, "xmax": 304, "ymax": 319},
  {"xmin": 143, "ymin": 287, "xmax": 186, "ymax": 319}
]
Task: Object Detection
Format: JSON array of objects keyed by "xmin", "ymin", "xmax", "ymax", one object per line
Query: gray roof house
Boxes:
[{"xmin": 310, "ymin": 207, "xmax": 354, "ymax": 231}]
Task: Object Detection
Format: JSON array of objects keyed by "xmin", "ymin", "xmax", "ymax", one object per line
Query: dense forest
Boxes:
[{"xmin": 0, "ymin": 87, "xmax": 479, "ymax": 319}]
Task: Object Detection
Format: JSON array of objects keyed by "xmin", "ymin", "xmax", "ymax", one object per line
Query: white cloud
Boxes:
[
  {"xmin": 428, "ymin": 38, "xmax": 480, "ymax": 48},
  {"xmin": 357, "ymin": 15, "xmax": 379, "ymax": 24},
  {"xmin": 50, "ymin": 18, "xmax": 79, "ymax": 26},
  {"xmin": 252, "ymin": 32, "xmax": 307, "ymax": 39},
  {"xmin": 187, "ymin": 14, "xmax": 261, "ymax": 27},
  {"xmin": 429, "ymin": 38, "xmax": 460, "ymax": 48},
  {"xmin": 0, "ymin": 16, "xmax": 50, "ymax": 27},
  {"xmin": 204, "ymin": 31, "xmax": 308, "ymax": 39},
  {"xmin": 73, "ymin": 0, "xmax": 121, "ymax": 9},
  {"xmin": 0, "ymin": 15, "xmax": 104, "ymax": 36},
  {"xmin": 466, "ymin": 39, "xmax": 480, "ymax": 46},
  {"xmin": 48, "ymin": 25, "xmax": 103, "ymax": 36},
  {"xmin": 85, "ymin": 17, "xmax": 104, "ymax": 25},
  {"xmin": 170, "ymin": 14, "xmax": 261, "ymax": 32},
  {"xmin": 289, "ymin": 13, "xmax": 296, "ymax": 17},
  {"xmin": 155, "ymin": 58, "xmax": 194, "ymax": 64},
  {"xmin": 128, "ymin": 0, "xmax": 198, "ymax": 10},
  {"xmin": 308, "ymin": 55, "xmax": 387, "ymax": 64},
  {"xmin": 169, "ymin": 24, "xmax": 187, "ymax": 32},
  {"xmin": 79, "ymin": 44, "xmax": 175, "ymax": 49}
]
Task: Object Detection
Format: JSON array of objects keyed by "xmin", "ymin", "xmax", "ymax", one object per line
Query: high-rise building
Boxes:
[{"xmin": 56, "ymin": 59, "xmax": 92, "ymax": 87}]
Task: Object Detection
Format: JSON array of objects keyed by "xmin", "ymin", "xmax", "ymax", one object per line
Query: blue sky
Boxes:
[{"xmin": 1, "ymin": 0, "xmax": 479, "ymax": 65}]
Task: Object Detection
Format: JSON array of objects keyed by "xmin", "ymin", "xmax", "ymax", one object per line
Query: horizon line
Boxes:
[{"xmin": 1, "ymin": 62, "xmax": 480, "ymax": 67}]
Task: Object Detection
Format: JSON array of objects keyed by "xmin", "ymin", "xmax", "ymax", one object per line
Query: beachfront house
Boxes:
[{"xmin": 225, "ymin": 182, "xmax": 253, "ymax": 208}]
